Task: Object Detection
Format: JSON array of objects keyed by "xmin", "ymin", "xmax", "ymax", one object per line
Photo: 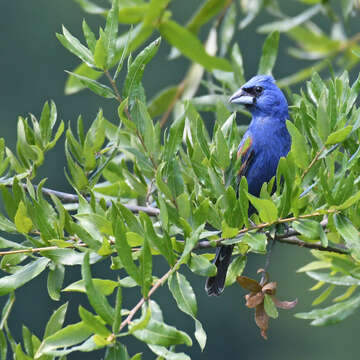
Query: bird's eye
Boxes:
[{"xmin": 254, "ymin": 86, "xmax": 263, "ymax": 94}]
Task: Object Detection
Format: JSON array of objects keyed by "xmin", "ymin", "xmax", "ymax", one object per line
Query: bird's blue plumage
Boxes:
[{"xmin": 206, "ymin": 75, "xmax": 291, "ymax": 296}]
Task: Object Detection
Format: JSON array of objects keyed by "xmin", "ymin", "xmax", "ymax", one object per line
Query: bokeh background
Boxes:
[{"xmin": 1, "ymin": 1, "xmax": 360, "ymax": 359}]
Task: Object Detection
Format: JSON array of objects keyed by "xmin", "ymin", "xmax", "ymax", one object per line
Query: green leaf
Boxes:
[
  {"xmin": 231, "ymin": 43, "xmax": 245, "ymax": 85},
  {"xmin": 112, "ymin": 285, "xmax": 122, "ymax": 333},
  {"xmin": 264, "ymin": 294, "xmax": 278, "ymax": 318},
  {"xmin": 63, "ymin": 278, "xmax": 119, "ymax": 295},
  {"xmin": 0, "ymin": 330, "xmax": 7, "ymax": 360},
  {"xmin": 44, "ymin": 302, "xmax": 68, "ymax": 338},
  {"xmin": 129, "ymin": 304, "xmax": 151, "ymax": 334},
  {"xmin": 242, "ymin": 232, "xmax": 267, "ymax": 253},
  {"xmin": 293, "ymin": 219, "xmax": 321, "ymax": 239},
  {"xmin": 22, "ymin": 325, "xmax": 34, "ymax": 357},
  {"xmin": 123, "ymin": 37, "xmax": 161, "ymax": 102},
  {"xmin": 258, "ymin": 4, "xmax": 322, "ymax": 33},
  {"xmin": 0, "ymin": 258, "xmax": 50, "ymax": 296},
  {"xmin": 194, "ymin": 318, "xmax": 206, "ymax": 351},
  {"xmin": 159, "ymin": 20, "xmax": 231, "ymax": 71},
  {"xmin": 333, "ymin": 285, "xmax": 357, "ymax": 303},
  {"xmin": 195, "ymin": 116, "xmax": 211, "ymax": 159},
  {"xmin": 104, "ymin": 0, "xmax": 119, "ymax": 67},
  {"xmin": 75, "ymin": 213, "xmax": 112, "ymax": 236},
  {"xmin": 325, "ymin": 125, "xmax": 353, "ymax": 145},
  {"xmin": 317, "ymin": 90, "xmax": 330, "ymax": 142},
  {"xmin": 114, "ymin": 26, "xmax": 132, "ymax": 81},
  {"xmin": 36, "ymin": 321, "xmax": 92, "ymax": 357},
  {"xmin": 215, "ymin": 128, "xmax": 230, "ymax": 169},
  {"xmin": 247, "ymin": 195, "xmax": 278, "ymax": 223},
  {"xmin": 297, "ymin": 261, "xmax": 331, "ymax": 273},
  {"xmin": 225, "ymin": 255, "xmax": 247, "ymax": 286},
  {"xmin": 295, "ymin": 295, "xmax": 360, "ymax": 326},
  {"xmin": 105, "ymin": 343, "xmax": 130, "ymax": 360},
  {"xmin": 219, "ymin": 3, "xmax": 236, "ymax": 56},
  {"xmin": 164, "ymin": 114, "xmax": 185, "ymax": 162},
  {"xmin": 132, "ymin": 318, "xmax": 192, "ymax": 347},
  {"xmin": 141, "ymin": 213, "xmax": 175, "ymax": 266},
  {"xmin": 79, "ymin": 306, "xmax": 111, "ymax": 337},
  {"xmin": 14, "ymin": 201, "xmax": 33, "ymax": 234},
  {"xmin": 188, "ymin": 253, "xmax": 217, "ymax": 277},
  {"xmin": 168, "ymin": 272, "xmax": 206, "ymax": 350},
  {"xmin": 148, "ymin": 344, "xmax": 190, "ymax": 360},
  {"xmin": 169, "ymin": 272, "xmax": 197, "ymax": 318},
  {"xmin": 82, "ymin": 19, "xmax": 96, "ymax": 53},
  {"xmin": 73, "ymin": 0, "xmax": 105, "ymax": 14},
  {"xmin": 65, "ymin": 71, "xmax": 115, "ymax": 99},
  {"xmin": 334, "ymin": 214, "xmax": 360, "ymax": 260},
  {"xmin": 139, "ymin": 230, "xmax": 152, "ymax": 297},
  {"xmin": 82, "ymin": 252, "xmax": 115, "ymax": 326},
  {"xmin": 338, "ymin": 190, "xmax": 360, "ymax": 210},
  {"xmin": 286, "ymin": 120, "xmax": 309, "ymax": 169},
  {"xmin": 94, "ymin": 32, "xmax": 107, "ymax": 69},
  {"xmin": 221, "ymin": 220, "xmax": 238, "ymax": 239},
  {"xmin": 312, "ymin": 285, "xmax": 335, "ymax": 306},
  {"xmin": 187, "ymin": 0, "xmax": 227, "ymax": 34},
  {"xmin": 65, "ymin": 63, "xmax": 103, "ymax": 95},
  {"xmin": 143, "ymin": 0, "xmax": 171, "ymax": 26},
  {"xmin": 181, "ymin": 225, "xmax": 204, "ymax": 260},
  {"xmin": 306, "ymin": 271, "xmax": 360, "ymax": 286},
  {"xmin": 148, "ymin": 86, "xmax": 179, "ymax": 118},
  {"xmin": 112, "ymin": 206, "xmax": 141, "ymax": 284},
  {"xmin": 57, "ymin": 25, "xmax": 94, "ymax": 67},
  {"xmin": 47, "ymin": 264, "xmax": 65, "ymax": 301},
  {"xmin": 131, "ymin": 100, "xmax": 156, "ymax": 154},
  {"xmin": 258, "ymin": 31, "xmax": 279, "ymax": 75}
]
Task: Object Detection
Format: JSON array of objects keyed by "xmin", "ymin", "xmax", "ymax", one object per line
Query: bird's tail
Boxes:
[{"xmin": 205, "ymin": 245, "xmax": 234, "ymax": 296}]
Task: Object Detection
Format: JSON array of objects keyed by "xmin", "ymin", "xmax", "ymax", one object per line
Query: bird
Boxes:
[{"xmin": 205, "ymin": 75, "xmax": 291, "ymax": 296}]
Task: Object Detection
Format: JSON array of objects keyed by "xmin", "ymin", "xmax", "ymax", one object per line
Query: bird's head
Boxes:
[{"xmin": 229, "ymin": 75, "xmax": 288, "ymax": 119}]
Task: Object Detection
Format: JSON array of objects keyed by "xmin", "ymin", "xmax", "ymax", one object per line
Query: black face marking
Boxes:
[{"xmin": 244, "ymin": 86, "xmax": 264, "ymax": 98}]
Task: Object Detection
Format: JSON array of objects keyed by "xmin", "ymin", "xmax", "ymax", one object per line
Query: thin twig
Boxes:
[
  {"xmin": 260, "ymin": 233, "xmax": 276, "ymax": 285},
  {"xmin": 208, "ymin": 209, "xmax": 338, "ymax": 246},
  {"xmin": 0, "ymin": 215, "xmax": 349, "ymax": 257},
  {"xmin": 301, "ymin": 146, "xmax": 325, "ymax": 180},
  {"xmin": 105, "ymin": 70, "xmax": 123, "ymax": 104},
  {"xmin": 275, "ymin": 236, "xmax": 347, "ymax": 254},
  {"xmin": 118, "ymin": 261, "xmax": 178, "ymax": 331},
  {"xmin": 0, "ymin": 244, "xmax": 87, "ymax": 256}
]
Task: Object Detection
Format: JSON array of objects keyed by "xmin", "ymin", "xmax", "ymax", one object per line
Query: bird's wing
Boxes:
[{"xmin": 237, "ymin": 135, "xmax": 255, "ymax": 179}]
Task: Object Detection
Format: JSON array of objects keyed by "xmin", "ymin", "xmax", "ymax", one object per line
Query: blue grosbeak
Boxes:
[{"xmin": 206, "ymin": 75, "xmax": 291, "ymax": 296}]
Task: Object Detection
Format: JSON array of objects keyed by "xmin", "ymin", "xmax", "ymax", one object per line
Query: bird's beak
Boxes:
[{"xmin": 229, "ymin": 88, "xmax": 254, "ymax": 105}]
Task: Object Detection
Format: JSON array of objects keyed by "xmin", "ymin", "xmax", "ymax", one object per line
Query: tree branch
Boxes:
[{"xmin": 9, "ymin": 183, "xmax": 160, "ymax": 217}]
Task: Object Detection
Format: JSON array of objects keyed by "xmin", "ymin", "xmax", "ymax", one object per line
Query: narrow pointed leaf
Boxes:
[{"xmin": 82, "ymin": 252, "xmax": 114, "ymax": 326}]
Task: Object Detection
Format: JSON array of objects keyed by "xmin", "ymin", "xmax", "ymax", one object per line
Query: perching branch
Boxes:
[{"xmin": 0, "ymin": 208, "xmax": 349, "ymax": 257}]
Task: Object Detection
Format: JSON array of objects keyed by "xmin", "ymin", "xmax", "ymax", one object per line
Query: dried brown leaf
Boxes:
[
  {"xmin": 245, "ymin": 292, "xmax": 264, "ymax": 308},
  {"xmin": 255, "ymin": 303, "xmax": 269, "ymax": 340},
  {"xmin": 272, "ymin": 297, "xmax": 298, "ymax": 309},
  {"xmin": 262, "ymin": 282, "xmax": 277, "ymax": 295},
  {"xmin": 237, "ymin": 276, "xmax": 262, "ymax": 292}
]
